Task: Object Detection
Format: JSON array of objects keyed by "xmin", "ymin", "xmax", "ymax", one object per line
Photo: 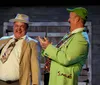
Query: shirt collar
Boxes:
[
  {"xmin": 11, "ymin": 35, "xmax": 27, "ymax": 40},
  {"xmin": 62, "ymin": 28, "xmax": 84, "ymax": 40},
  {"xmin": 71, "ymin": 28, "xmax": 84, "ymax": 34}
]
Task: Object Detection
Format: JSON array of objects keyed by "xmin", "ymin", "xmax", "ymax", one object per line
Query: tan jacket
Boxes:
[{"xmin": 0, "ymin": 35, "xmax": 41, "ymax": 85}]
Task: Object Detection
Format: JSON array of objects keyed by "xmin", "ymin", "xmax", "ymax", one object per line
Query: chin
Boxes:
[{"xmin": 15, "ymin": 35, "xmax": 21, "ymax": 39}]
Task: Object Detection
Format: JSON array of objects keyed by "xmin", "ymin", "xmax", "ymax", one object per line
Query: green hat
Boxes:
[{"xmin": 67, "ymin": 7, "xmax": 88, "ymax": 20}]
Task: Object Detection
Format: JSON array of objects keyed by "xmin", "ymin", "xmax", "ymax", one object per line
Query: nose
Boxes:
[
  {"xmin": 68, "ymin": 19, "xmax": 70, "ymax": 23},
  {"xmin": 68, "ymin": 18, "xmax": 70, "ymax": 22},
  {"xmin": 16, "ymin": 26, "xmax": 22, "ymax": 30}
]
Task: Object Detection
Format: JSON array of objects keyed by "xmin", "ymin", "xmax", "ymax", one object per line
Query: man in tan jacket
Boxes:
[{"xmin": 0, "ymin": 13, "xmax": 41, "ymax": 85}]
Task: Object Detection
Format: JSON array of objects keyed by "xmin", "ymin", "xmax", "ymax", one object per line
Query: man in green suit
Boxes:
[{"xmin": 38, "ymin": 7, "xmax": 90, "ymax": 85}]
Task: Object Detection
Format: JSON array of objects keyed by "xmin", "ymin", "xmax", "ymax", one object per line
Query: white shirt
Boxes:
[{"xmin": 0, "ymin": 35, "xmax": 26, "ymax": 81}]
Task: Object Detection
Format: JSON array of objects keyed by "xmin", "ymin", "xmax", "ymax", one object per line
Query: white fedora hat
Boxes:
[{"xmin": 9, "ymin": 13, "xmax": 29, "ymax": 24}]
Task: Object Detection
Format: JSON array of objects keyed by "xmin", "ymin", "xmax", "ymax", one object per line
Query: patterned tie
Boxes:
[
  {"xmin": 0, "ymin": 39, "xmax": 18, "ymax": 63},
  {"xmin": 44, "ymin": 34, "xmax": 73, "ymax": 73}
]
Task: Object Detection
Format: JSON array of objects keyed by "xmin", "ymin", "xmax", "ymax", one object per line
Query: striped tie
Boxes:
[{"xmin": 0, "ymin": 39, "xmax": 18, "ymax": 63}]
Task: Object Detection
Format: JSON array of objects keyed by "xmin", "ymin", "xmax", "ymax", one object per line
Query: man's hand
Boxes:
[{"xmin": 38, "ymin": 36, "xmax": 51, "ymax": 50}]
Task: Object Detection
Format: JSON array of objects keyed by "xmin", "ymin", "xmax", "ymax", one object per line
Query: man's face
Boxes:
[
  {"xmin": 13, "ymin": 22, "xmax": 27, "ymax": 39},
  {"xmin": 68, "ymin": 12, "xmax": 78, "ymax": 25}
]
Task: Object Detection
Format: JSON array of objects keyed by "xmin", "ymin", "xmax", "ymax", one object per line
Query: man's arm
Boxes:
[{"xmin": 42, "ymin": 34, "xmax": 89, "ymax": 66}]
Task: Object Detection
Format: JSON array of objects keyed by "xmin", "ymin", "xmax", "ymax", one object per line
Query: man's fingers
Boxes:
[
  {"xmin": 37, "ymin": 36, "xmax": 41, "ymax": 40},
  {"xmin": 38, "ymin": 36, "xmax": 43, "ymax": 41},
  {"xmin": 44, "ymin": 37, "xmax": 48, "ymax": 41}
]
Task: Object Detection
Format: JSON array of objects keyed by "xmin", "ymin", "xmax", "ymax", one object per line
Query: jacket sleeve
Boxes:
[
  {"xmin": 43, "ymin": 34, "xmax": 89, "ymax": 66},
  {"xmin": 31, "ymin": 41, "xmax": 41, "ymax": 85}
]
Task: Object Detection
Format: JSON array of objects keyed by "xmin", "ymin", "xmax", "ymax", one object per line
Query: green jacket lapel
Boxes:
[{"xmin": 59, "ymin": 33, "xmax": 75, "ymax": 48}]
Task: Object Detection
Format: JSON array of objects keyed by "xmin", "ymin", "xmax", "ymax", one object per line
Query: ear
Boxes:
[{"xmin": 75, "ymin": 16, "xmax": 80, "ymax": 23}]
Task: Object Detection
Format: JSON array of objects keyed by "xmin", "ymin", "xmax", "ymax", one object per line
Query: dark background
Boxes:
[{"xmin": 0, "ymin": 0, "xmax": 100, "ymax": 7}]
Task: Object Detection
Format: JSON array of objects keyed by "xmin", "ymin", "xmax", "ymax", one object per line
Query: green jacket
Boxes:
[{"xmin": 42, "ymin": 29, "xmax": 89, "ymax": 85}]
